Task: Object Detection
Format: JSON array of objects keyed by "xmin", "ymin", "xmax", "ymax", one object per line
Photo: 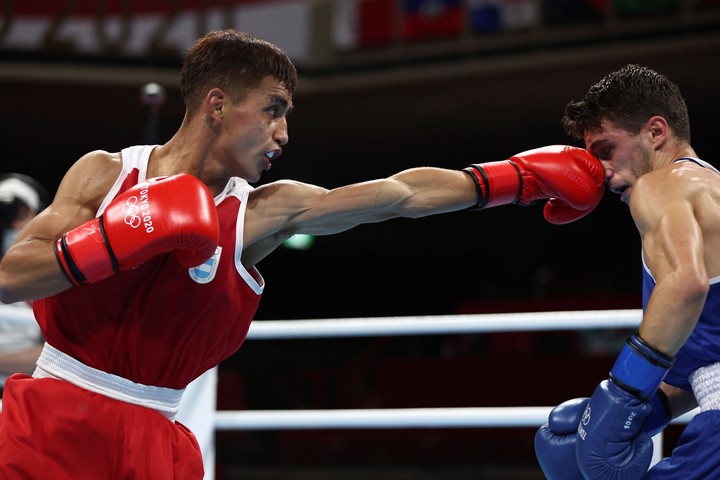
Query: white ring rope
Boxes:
[
  {"xmin": 0, "ymin": 305, "xmax": 642, "ymax": 335},
  {"xmin": 215, "ymin": 407, "xmax": 555, "ymax": 430},
  {"xmin": 1, "ymin": 306, "xmax": 697, "ymax": 431},
  {"xmin": 246, "ymin": 309, "xmax": 643, "ymax": 339},
  {"xmin": 215, "ymin": 407, "xmax": 698, "ymax": 431}
]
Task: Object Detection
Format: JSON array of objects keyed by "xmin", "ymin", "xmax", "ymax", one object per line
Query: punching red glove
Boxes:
[
  {"xmin": 55, "ymin": 174, "xmax": 219, "ymax": 285},
  {"xmin": 463, "ymin": 145, "xmax": 604, "ymax": 224}
]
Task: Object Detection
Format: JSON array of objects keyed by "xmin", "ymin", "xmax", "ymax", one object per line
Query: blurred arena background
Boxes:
[{"xmin": 1, "ymin": 1, "xmax": 719, "ymax": 478}]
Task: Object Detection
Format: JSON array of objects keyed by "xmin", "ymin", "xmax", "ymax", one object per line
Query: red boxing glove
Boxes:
[
  {"xmin": 463, "ymin": 145, "xmax": 604, "ymax": 224},
  {"xmin": 55, "ymin": 174, "xmax": 219, "ymax": 285}
]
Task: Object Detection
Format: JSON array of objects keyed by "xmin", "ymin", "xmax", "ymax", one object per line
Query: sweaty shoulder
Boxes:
[
  {"xmin": 633, "ymin": 162, "xmax": 712, "ymax": 201},
  {"xmin": 677, "ymin": 159, "xmax": 720, "ymax": 184},
  {"xmin": 629, "ymin": 164, "xmax": 688, "ymax": 228},
  {"xmin": 665, "ymin": 161, "xmax": 720, "ymax": 206},
  {"xmin": 631, "ymin": 161, "xmax": 720, "ymax": 231}
]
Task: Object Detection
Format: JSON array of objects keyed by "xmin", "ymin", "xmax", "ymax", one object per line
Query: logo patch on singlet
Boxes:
[{"xmin": 188, "ymin": 246, "xmax": 222, "ymax": 284}]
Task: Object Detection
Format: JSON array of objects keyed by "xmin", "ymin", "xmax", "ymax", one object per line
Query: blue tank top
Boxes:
[{"xmin": 642, "ymin": 157, "xmax": 720, "ymax": 389}]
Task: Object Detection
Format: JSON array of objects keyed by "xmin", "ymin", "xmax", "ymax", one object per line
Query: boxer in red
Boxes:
[{"xmin": 0, "ymin": 29, "xmax": 604, "ymax": 479}]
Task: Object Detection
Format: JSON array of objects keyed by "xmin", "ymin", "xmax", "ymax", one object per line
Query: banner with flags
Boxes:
[
  {"xmin": 401, "ymin": 0, "xmax": 465, "ymax": 42},
  {"xmin": 0, "ymin": 0, "xmax": 311, "ymax": 63},
  {"xmin": 469, "ymin": 0, "xmax": 540, "ymax": 33},
  {"xmin": 333, "ymin": 0, "xmax": 396, "ymax": 50}
]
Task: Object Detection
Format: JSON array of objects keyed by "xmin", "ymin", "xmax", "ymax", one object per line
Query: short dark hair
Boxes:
[
  {"xmin": 180, "ymin": 29, "xmax": 298, "ymax": 116},
  {"xmin": 562, "ymin": 64, "xmax": 690, "ymax": 143}
]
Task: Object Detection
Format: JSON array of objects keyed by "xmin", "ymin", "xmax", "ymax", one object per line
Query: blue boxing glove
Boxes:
[
  {"xmin": 536, "ymin": 381, "xmax": 672, "ymax": 479},
  {"xmin": 535, "ymin": 397, "xmax": 589, "ymax": 480},
  {"xmin": 576, "ymin": 332, "xmax": 674, "ymax": 480},
  {"xmin": 535, "ymin": 389, "xmax": 671, "ymax": 480},
  {"xmin": 644, "ymin": 388, "xmax": 672, "ymax": 437}
]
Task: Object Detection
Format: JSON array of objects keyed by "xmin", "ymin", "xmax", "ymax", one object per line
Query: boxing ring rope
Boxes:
[
  {"xmin": 243, "ymin": 309, "xmax": 644, "ymax": 339},
  {"xmin": 0, "ymin": 306, "xmax": 699, "ymax": 476},
  {"xmin": 219, "ymin": 308, "xmax": 643, "ymax": 430},
  {"xmin": 218, "ymin": 308, "xmax": 696, "ymax": 430},
  {"xmin": 0, "ymin": 307, "xmax": 699, "ymax": 428},
  {"xmin": 215, "ymin": 405, "xmax": 696, "ymax": 431},
  {"xmin": 211, "ymin": 308, "xmax": 696, "ymax": 476}
]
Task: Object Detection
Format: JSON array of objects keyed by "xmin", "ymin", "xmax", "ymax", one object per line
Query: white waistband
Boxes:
[
  {"xmin": 33, "ymin": 342, "xmax": 184, "ymax": 420},
  {"xmin": 689, "ymin": 362, "xmax": 720, "ymax": 412}
]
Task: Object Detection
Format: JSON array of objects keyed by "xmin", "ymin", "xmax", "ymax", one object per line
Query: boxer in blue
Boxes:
[{"xmin": 535, "ymin": 64, "xmax": 720, "ymax": 479}]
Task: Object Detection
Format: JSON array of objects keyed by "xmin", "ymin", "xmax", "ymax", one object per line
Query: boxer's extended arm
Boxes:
[
  {"xmin": 0, "ymin": 151, "xmax": 118, "ymax": 303},
  {"xmin": 242, "ymin": 167, "xmax": 477, "ymax": 265},
  {"xmin": 244, "ymin": 146, "xmax": 604, "ymax": 259},
  {"xmin": 273, "ymin": 167, "xmax": 478, "ymax": 234},
  {"xmin": 241, "ymin": 168, "xmax": 471, "ymax": 266}
]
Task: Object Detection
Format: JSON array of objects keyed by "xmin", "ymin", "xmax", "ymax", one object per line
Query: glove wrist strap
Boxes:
[
  {"xmin": 463, "ymin": 161, "xmax": 522, "ymax": 210},
  {"xmin": 56, "ymin": 217, "xmax": 117, "ymax": 285},
  {"xmin": 609, "ymin": 331, "xmax": 674, "ymax": 400}
]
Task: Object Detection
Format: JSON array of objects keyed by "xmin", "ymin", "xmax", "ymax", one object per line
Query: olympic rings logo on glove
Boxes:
[
  {"xmin": 581, "ymin": 406, "xmax": 591, "ymax": 426},
  {"xmin": 123, "ymin": 196, "xmax": 142, "ymax": 229},
  {"xmin": 577, "ymin": 405, "xmax": 591, "ymax": 440}
]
